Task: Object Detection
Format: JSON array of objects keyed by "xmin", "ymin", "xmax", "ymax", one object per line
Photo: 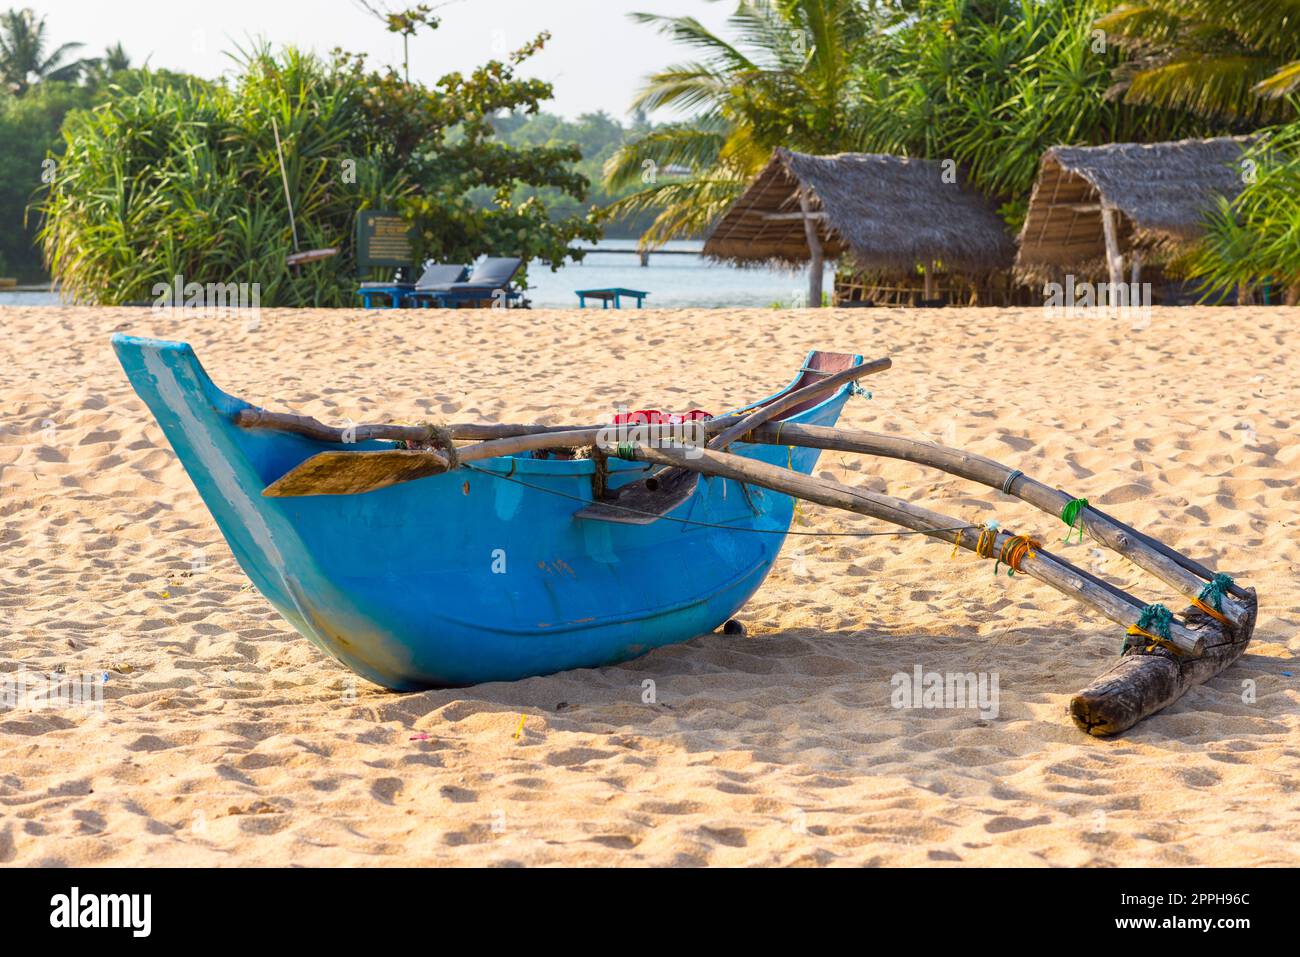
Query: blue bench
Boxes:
[{"xmin": 576, "ymin": 287, "xmax": 649, "ymax": 309}]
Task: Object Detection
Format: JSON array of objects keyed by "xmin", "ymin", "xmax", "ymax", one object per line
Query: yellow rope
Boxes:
[
  {"xmin": 1189, "ymin": 595, "xmax": 1231, "ymax": 625},
  {"xmin": 952, "ymin": 522, "xmax": 999, "ymax": 560},
  {"xmin": 1125, "ymin": 625, "xmax": 1179, "ymax": 654}
]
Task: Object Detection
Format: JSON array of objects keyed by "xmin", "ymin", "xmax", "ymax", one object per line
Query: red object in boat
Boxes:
[{"xmin": 612, "ymin": 409, "xmax": 712, "ymax": 425}]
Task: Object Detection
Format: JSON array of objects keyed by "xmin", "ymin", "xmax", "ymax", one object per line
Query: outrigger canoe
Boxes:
[{"xmin": 112, "ymin": 334, "xmax": 865, "ymax": 689}]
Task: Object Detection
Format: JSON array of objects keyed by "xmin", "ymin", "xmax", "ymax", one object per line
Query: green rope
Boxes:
[
  {"xmin": 1198, "ymin": 573, "xmax": 1235, "ymax": 612},
  {"xmin": 1060, "ymin": 497, "xmax": 1089, "ymax": 544},
  {"xmin": 850, "ymin": 383, "xmax": 872, "ymax": 400},
  {"xmin": 1136, "ymin": 603, "xmax": 1173, "ymax": 640},
  {"xmin": 1123, "ymin": 602, "xmax": 1174, "ymax": 654}
]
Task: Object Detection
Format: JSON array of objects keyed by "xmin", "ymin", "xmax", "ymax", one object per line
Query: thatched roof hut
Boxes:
[
  {"xmin": 704, "ymin": 148, "xmax": 1015, "ymax": 285},
  {"xmin": 1016, "ymin": 136, "xmax": 1254, "ymax": 279}
]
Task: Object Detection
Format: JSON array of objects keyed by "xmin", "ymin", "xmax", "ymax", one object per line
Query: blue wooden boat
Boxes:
[{"xmin": 112, "ymin": 334, "xmax": 863, "ymax": 690}]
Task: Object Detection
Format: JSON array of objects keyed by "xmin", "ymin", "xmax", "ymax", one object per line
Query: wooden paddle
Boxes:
[{"xmin": 262, "ymin": 428, "xmax": 608, "ymax": 498}]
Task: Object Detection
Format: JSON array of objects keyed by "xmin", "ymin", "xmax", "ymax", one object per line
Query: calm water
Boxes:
[
  {"xmin": 0, "ymin": 241, "xmax": 824, "ymax": 309},
  {"xmin": 0, "ymin": 290, "xmax": 60, "ymax": 306},
  {"xmin": 529, "ymin": 240, "xmax": 825, "ymax": 308}
]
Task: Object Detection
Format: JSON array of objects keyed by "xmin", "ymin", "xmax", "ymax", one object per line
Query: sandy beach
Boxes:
[{"xmin": 1, "ymin": 304, "xmax": 1297, "ymax": 867}]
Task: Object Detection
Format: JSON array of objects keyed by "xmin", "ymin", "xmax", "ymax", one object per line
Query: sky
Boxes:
[{"xmin": 27, "ymin": 0, "xmax": 734, "ymax": 119}]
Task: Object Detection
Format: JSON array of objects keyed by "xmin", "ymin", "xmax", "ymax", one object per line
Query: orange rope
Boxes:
[{"xmin": 996, "ymin": 535, "xmax": 1041, "ymax": 577}]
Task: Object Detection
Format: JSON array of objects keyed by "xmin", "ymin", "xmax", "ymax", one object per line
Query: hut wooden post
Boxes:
[
  {"xmin": 1101, "ymin": 204, "xmax": 1123, "ymax": 290},
  {"xmin": 1129, "ymin": 251, "xmax": 1142, "ymax": 287},
  {"xmin": 923, "ymin": 261, "xmax": 937, "ymax": 301},
  {"xmin": 798, "ymin": 188, "xmax": 824, "ymax": 308}
]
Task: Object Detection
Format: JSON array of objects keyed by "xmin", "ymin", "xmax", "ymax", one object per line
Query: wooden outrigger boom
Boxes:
[{"xmin": 236, "ymin": 360, "xmax": 1257, "ymax": 736}]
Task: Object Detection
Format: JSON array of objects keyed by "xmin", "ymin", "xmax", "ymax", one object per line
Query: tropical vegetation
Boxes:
[
  {"xmin": 38, "ymin": 29, "xmax": 601, "ymax": 305},
  {"xmin": 607, "ymin": 0, "xmax": 1221, "ymax": 242},
  {"xmin": 1189, "ymin": 119, "xmax": 1300, "ymax": 300},
  {"xmin": 0, "ymin": 7, "xmax": 93, "ymax": 94},
  {"xmin": 608, "ymin": 0, "xmax": 1296, "ymax": 299},
  {"xmin": 853, "ymin": 0, "xmax": 1220, "ymax": 227},
  {"xmin": 6, "ymin": 1, "xmax": 1299, "ymax": 302},
  {"xmin": 490, "ymin": 110, "xmax": 663, "ymax": 236},
  {"xmin": 1097, "ymin": 1, "xmax": 1299, "ymax": 123},
  {"xmin": 0, "ymin": 8, "xmax": 138, "ymax": 280},
  {"xmin": 603, "ymin": 0, "xmax": 874, "ymax": 245}
]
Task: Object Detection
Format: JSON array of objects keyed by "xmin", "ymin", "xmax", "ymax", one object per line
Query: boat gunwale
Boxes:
[{"xmin": 447, "ymin": 350, "xmax": 865, "ymax": 477}]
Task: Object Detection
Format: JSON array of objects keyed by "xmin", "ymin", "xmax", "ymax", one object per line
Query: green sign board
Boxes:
[{"xmin": 355, "ymin": 211, "xmax": 414, "ymax": 269}]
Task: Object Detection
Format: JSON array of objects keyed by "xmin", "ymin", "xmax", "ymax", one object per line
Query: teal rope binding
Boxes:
[
  {"xmin": 1198, "ymin": 573, "xmax": 1235, "ymax": 612},
  {"xmin": 1122, "ymin": 603, "xmax": 1174, "ymax": 654},
  {"xmin": 1060, "ymin": 497, "xmax": 1089, "ymax": 544},
  {"xmin": 850, "ymin": 383, "xmax": 872, "ymax": 400},
  {"xmin": 1136, "ymin": 603, "xmax": 1173, "ymax": 640}
]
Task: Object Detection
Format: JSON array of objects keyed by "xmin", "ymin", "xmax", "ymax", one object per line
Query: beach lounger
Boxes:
[
  {"xmin": 359, "ymin": 263, "xmax": 468, "ymax": 309},
  {"xmin": 409, "ymin": 256, "xmax": 524, "ymax": 308}
]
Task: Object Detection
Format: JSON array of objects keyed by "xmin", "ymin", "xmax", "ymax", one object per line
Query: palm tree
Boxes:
[
  {"xmin": 0, "ymin": 7, "xmax": 92, "ymax": 94},
  {"xmin": 854, "ymin": 0, "xmax": 1213, "ymax": 227},
  {"xmin": 603, "ymin": 0, "xmax": 880, "ymax": 247},
  {"xmin": 1096, "ymin": 1, "xmax": 1300, "ymax": 122},
  {"xmin": 102, "ymin": 41, "xmax": 131, "ymax": 74},
  {"xmin": 82, "ymin": 41, "xmax": 133, "ymax": 87}
]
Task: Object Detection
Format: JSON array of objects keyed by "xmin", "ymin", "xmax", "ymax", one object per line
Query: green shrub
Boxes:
[
  {"xmin": 38, "ymin": 40, "xmax": 599, "ymax": 305},
  {"xmin": 1187, "ymin": 119, "xmax": 1300, "ymax": 301}
]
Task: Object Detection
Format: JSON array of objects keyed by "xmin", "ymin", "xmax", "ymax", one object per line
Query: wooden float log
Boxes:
[
  {"xmin": 621, "ymin": 443, "xmax": 1205, "ymax": 655},
  {"xmin": 743, "ymin": 422, "xmax": 1250, "ymax": 629},
  {"xmin": 1070, "ymin": 590, "xmax": 1256, "ymax": 736}
]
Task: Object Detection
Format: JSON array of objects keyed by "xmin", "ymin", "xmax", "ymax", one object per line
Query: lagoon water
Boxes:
[
  {"xmin": 529, "ymin": 240, "xmax": 824, "ymax": 308},
  {"xmin": 0, "ymin": 241, "xmax": 822, "ymax": 310}
]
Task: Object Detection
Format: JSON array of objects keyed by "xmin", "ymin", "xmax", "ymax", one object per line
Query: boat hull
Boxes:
[{"xmin": 112, "ymin": 335, "xmax": 859, "ymax": 689}]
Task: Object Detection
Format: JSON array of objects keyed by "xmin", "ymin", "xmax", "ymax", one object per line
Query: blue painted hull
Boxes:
[{"xmin": 112, "ymin": 334, "xmax": 858, "ymax": 689}]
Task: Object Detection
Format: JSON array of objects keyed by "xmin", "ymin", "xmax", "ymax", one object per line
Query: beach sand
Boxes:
[{"xmin": 1, "ymin": 304, "xmax": 1297, "ymax": 867}]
